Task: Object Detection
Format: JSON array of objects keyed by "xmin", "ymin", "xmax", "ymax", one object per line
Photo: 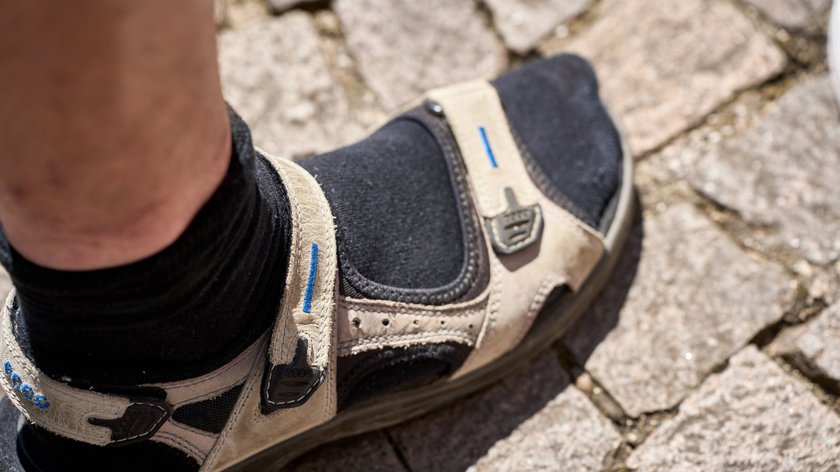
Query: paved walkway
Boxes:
[
  {"xmin": 5, "ymin": 0, "xmax": 839, "ymax": 470},
  {"xmin": 214, "ymin": 1, "xmax": 840, "ymax": 467}
]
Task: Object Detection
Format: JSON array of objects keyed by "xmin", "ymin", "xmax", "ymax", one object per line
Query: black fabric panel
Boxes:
[
  {"xmin": 0, "ymin": 109, "xmax": 292, "ymax": 385},
  {"xmin": 15, "ymin": 423, "xmax": 198, "ymax": 472},
  {"xmin": 300, "ymin": 118, "xmax": 464, "ymax": 291},
  {"xmin": 172, "ymin": 384, "xmax": 244, "ymax": 434},
  {"xmin": 337, "ymin": 342, "xmax": 472, "ymax": 410},
  {"xmin": 493, "ymin": 54, "xmax": 622, "ymax": 229}
]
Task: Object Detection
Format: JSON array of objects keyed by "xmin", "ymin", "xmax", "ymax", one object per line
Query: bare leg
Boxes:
[{"xmin": 0, "ymin": 0, "xmax": 229, "ymax": 270}]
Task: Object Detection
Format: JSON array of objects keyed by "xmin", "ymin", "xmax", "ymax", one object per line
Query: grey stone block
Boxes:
[
  {"xmin": 628, "ymin": 346, "xmax": 840, "ymax": 470},
  {"xmin": 797, "ymin": 302, "xmax": 840, "ymax": 383},
  {"xmin": 564, "ymin": 204, "xmax": 796, "ymax": 416},
  {"xmin": 282, "ymin": 431, "xmax": 407, "ymax": 472},
  {"xmin": 743, "ymin": 0, "xmax": 829, "ymax": 30},
  {"xmin": 468, "ymin": 386, "xmax": 622, "ymax": 471},
  {"xmin": 218, "ymin": 13, "xmax": 372, "ymax": 159},
  {"xmin": 334, "ymin": 0, "xmax": 507, "ymax": 110},
  {"xmin": 484, "ymin": 0, "xmax": 593, "ymax": 53},
  {"xmin": 544, "ymin": 0, "xmax": 786, "ymax": 155},
  {"xmin": 389, "ymin": 352, "xmax": 619, "ymax": 471},
  {"xmin": 688, "ymin": 76, "xmax": 840, "ymax": 271}
]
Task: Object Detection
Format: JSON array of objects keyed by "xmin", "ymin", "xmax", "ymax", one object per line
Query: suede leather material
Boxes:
[
  {"xmin": 428, "ymin": 80, "xmax": 539, "ymax": 218},
  {"xmin": 454, "ymin": 189, "xmax": 603, "ymax": 377},
  {"xmin": 261, "ymin": 150, "xmax": 337, "ymax": 373},
  {"xmin": 202, "ymin": 154, "xmax": 338, "ymax": 472},
  {"xmin": 158, "ymin": 340, "xmax": 260, "ymax": 408},
  {"xmin": 153, "ymin": 421, "xmax": 218, "ymax": 464},
  {"xmin": 336, "ymin": 293, "xmax": 488, "ymax": 356}
]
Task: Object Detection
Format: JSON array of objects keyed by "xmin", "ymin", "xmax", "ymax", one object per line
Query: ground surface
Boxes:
[
  {"xmin": 7, "ymin": 0, "xmax": 840, "ymax": 470},
  {"xmin": 220, "ymin": 1, "xmax": 840, "ymax": 467}
]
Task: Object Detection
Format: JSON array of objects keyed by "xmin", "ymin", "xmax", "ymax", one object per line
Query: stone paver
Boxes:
[
  {"xmin": 743, "ymin": 0, "xmax": 829, "ymax": 30},
  {"xmin": 0, "ymin": 269, "xmax": 10, "ymax": 300},
  {"xmin": 627, "ymin": 346, "xmax": 840, "ymax": 470},
  {"xmin": 46, "ymin": 0, "xmax": 840, "ymax": 468},
  {"xmin": 215, "ymin": 0, "xmax": 271, "ymax": 29},
  {"xmin": 543, "ymin": 0, "xmax": 786, "ymax": 155},
  {"xmin": 218, "ymin": 13, "xmax": 372, "ymax": 158},
  {"xmin": 469, "ymin": 387, "xmax": 622, "ymax": 471},
  {"xmin": 389, "ymin": 352, "xmax": 620, "ymax": 472},
  {"xmin": 796, "ymin": 302, "xmax": 840, "ymax": 382},
  {"xmin": 688, "ymin": 75, "xmax": 840, "ymax": 271},
  {"xmin": 282, "ymin": 431, "xmax": 406, "ymax": 472},
  {"xmin": 214, "ymin": 0, "xmax": 226, "ymax": 27},
  {"xmin": 564, "ymin": 203, "xmax": 796, "ymax": 417},
  {"xmin": 334, "ymin": 0, "xmax": 507, "ymax": 110},
  {"xmin": 268, "ymin": 0, "xmax": 318, "ymax": 14},
  {"xmin": 484, "ymin": 0, "xmax": 593, "ymax": 54}
]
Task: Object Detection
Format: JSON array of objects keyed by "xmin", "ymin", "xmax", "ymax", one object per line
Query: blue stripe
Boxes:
[
  {"xmin": 303, "ymin": 243, "xmax": 319, "ymax": 313},
  {"xmin": 479, "ymin": 126, "xmax": 498, "ymax": 169}
]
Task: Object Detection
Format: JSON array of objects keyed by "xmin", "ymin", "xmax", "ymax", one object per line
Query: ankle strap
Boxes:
[
  {"xmin": 0, "ymin": 291, "xmax": 171, "ymax": 446},
  {"xmin": 202, "ymin": 152, "xmax": 339, "ymax": 471}
]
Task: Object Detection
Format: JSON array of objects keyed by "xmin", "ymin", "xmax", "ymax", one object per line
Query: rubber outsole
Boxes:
[{"xmin": 227, "ymin": 113, "xmax": 636, "ymax": 472}]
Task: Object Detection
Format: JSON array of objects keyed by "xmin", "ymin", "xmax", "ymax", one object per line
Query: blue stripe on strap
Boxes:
[
  {"xmin": 303, "ymin": 243, "xmax": 319, "ymax": 314},
  {"xmin": 479, "ymin": 126, "xmax": 498, "ymax": 169}
]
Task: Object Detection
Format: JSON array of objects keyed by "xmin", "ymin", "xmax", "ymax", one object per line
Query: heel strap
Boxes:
[
  {"xmin": 202, "ymin": 153, "xmax": 339, "ymax": 471},
  {"xmin": 0, "ymin": 292, "xmax": 170, "ymax": 446}
]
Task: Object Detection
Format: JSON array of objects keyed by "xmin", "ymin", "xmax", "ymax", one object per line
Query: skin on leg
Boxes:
[{"xmin": 0, "ymin": 0, "xmax": 230, "ymax": 270}]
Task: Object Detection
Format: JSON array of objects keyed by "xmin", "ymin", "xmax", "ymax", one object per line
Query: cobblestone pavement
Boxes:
[
  {"xmin": 250, "ymin": 1, "xmax": 839, "ymax": 466},
  {"xmin": 4, "ymin": 0, "xmax": 837, "ymax": 470}
]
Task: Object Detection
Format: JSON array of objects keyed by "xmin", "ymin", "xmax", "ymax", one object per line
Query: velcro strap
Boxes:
[
  {"xmin": 258, "ymin": 151, "xmax": 338, "ymax": 413},
  {"xmin": 428, "ymin": 80, "xmax": 544, "ymax": 254},
  {"xmin": 0, "ymin": 291, "xmax": 169, "ymax": 446},
  {"xmin": 203, "ymin": 154, "xmax": 339, "ymax": 471}
]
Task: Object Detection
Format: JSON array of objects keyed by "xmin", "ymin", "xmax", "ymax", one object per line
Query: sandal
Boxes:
[{"xmin": 0, "ymin": 54, "xmax": 633, "ymax": 471}]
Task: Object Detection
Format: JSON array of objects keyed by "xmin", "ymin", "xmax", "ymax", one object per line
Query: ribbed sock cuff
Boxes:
[{"xmin": 0, "ymin": 109, "xmax": 292, "ymax": 385}]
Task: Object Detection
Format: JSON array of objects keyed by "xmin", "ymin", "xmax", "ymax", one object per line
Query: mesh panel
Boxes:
[{"xmin": 171, "ymin": 384, "xmax": 244, "ymax": 434}]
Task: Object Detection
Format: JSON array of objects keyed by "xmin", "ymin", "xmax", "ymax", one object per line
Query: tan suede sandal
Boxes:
[{"xmin": 0, "ymin": 65, "xmax": 633, "ymax": 471}]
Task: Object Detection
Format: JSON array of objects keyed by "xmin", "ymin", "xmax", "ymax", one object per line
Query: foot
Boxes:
[{"xmin": 0, "ymin": 54, "xmax": 632, "ymax": 471}]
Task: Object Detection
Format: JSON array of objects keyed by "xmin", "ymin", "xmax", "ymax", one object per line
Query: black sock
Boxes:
[{"xmin": 0, "ymin": 110, "xmax": 292, "ymax": 385}]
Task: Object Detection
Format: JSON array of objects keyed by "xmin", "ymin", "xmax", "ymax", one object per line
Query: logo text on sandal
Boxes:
[
  {"xmin": 486, "ymin": 187, "xmax": 543, "ymax": 255},
  {"xmin": 4, "ymin": 361, "xmax": 50, "ymax": 410}
]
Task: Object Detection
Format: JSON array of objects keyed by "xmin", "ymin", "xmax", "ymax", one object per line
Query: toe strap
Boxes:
[
  {"xmin": 427, "ymin": 79, "xmax": 606, "ymax": 376},
  {"xmin": 428, "ymin": 80, "xmax": 545, "ymax": 255}
]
